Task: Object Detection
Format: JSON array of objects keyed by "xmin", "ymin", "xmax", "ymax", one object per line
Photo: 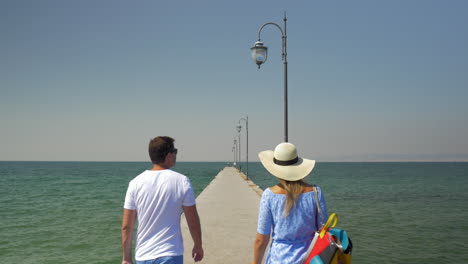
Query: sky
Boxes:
[{"xmin": 1, "ymin": 0, "xmax": 467, "ymax": 162}]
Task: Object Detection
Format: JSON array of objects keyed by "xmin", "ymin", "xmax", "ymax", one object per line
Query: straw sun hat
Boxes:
[{"xmin": 258, "ymin": 142, "xmax": 316, "ymax": 181}]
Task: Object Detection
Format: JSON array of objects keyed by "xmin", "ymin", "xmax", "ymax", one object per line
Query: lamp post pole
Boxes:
[
  {"xmin": 232, "ymin": 145, "xmax": 235, "ymax": 166},
  {"xmin": 251, "ymin": 13, "xmax": 288, "ymax": 142},
  {"xmin": 233, "ymin": 139, "xmax": 237, "ymax": 168},
  {"xmin": 237, "ymin": 115, "xmax": 249, "ymax": 179},
  {"xmin": 238, "ymin": 133, "xmax": 241, "ymax": 171},
  {"xmin": 236, "ymin": 124, "xmax": 242, "ymax": 172}
]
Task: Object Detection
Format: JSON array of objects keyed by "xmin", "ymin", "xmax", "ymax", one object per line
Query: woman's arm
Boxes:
[{"xmin": 252, "ymin": 232, "xmax": 270, "ymax": 264}]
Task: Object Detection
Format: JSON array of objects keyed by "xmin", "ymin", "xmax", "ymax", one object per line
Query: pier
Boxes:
[{"xmin": 181, "ymin": 167, "xmax": 263, "ymax": 263}]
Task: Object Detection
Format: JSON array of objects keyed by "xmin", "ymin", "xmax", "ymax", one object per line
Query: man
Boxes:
[{"xmin": 122, "ymin": 136, "xmax": 203, "ymax": 264}]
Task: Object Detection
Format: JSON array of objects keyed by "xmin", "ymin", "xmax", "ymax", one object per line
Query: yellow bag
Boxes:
[{"xmin": 330, "ymin": 247, "xmax": 352, "ymax": 264}]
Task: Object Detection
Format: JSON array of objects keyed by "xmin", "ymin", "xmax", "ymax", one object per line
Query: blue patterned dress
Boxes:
[{"xmin": 257, "ymin": 186, "xmax": 328, "ymax": 264}]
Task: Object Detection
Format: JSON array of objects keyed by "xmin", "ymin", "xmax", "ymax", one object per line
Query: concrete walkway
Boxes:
[{"xmin": 181, "ymin": 167, "xmax": 264, "ymax": 264}]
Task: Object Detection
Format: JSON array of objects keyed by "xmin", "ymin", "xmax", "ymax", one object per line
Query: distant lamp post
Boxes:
[
  {"xmin": 231, "ymin": 146, "xmax": 236, "ymax": 167},
  {"xmin": 237, "ymin": 115, "xmax": 249, "ymax": 179},
  {"xmin": 236, "ymin": 124, "xmax": 241, "ymax": 172},
  {"xmin": 233, "ymin": 139, "xmax": 238, "ymax": 168},
  {"xmin": 251, "ymin": 13, "xmax": 289, "ymax": 142}
]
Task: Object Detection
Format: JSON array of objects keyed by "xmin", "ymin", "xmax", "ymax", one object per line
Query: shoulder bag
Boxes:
[{"xmin": 302, "ymin": 187, "xmax": 353, "ymax": 264}]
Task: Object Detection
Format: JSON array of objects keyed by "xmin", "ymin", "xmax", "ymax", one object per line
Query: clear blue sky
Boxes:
[{"xmin": 1, "ymin": 0, "xmax": 467, "ymax": 162}]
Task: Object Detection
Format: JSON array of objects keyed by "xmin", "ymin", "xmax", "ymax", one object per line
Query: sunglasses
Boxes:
[{"xmin": 170, "ymin": 148, "xmax": 178, "ymax": 155}]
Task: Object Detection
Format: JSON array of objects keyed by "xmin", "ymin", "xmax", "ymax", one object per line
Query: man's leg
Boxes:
[{"xmin": 136, "ymin": 256, "xmax": 183, "ymax": 264}]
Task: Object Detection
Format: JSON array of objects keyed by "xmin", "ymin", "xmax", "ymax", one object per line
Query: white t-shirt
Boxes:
[{"xmin": 124, "ymin": 169, "xmax": 196, "ymax": 261}]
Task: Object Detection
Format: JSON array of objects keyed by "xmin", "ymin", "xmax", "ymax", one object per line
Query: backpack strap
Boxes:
[
  {"xmin": 313, "ymin": 185, "xmax": 322, "ymax": 230},
  {"xmin": 314, "ymin": 185, "xmax": 322, "ymax": 214}
]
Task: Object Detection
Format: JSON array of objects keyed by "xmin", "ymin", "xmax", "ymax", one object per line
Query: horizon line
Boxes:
[{"xmin": 1, "ymin": 160, "xmax": 468, "ymax": 163}]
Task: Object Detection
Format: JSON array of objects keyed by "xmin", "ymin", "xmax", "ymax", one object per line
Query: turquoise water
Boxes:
[{"xmin": 1, "ymin": 161, "xmax": 467, "ymax": 263}]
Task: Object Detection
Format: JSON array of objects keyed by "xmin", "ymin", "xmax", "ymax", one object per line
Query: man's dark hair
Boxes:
[{"xmin": 148, "ymin": 136, "xmax": 175, "ymax": 164}]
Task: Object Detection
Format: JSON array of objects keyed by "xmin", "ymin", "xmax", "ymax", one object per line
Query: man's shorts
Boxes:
[{"xmin": 136, "ymin": 255, "xmax": 183, "ymax": 264}]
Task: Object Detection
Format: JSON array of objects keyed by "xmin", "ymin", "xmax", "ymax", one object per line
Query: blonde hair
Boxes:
[{"xmin": 279, "ymin": 179, "xmax": 307, "ymax": 217}]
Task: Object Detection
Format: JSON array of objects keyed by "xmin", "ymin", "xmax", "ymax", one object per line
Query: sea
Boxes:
[{"xmin": 1, "ymin": 161, "xmax": 467, "ymax": 263}]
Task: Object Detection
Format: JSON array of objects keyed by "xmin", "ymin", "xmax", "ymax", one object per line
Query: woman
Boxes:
[{"xmin": 252, "ymin": 142, "xmax": 328, "ymax": 264}]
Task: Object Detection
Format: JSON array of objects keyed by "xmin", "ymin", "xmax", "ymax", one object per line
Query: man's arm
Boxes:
[
  {"xmin": 122, "ymin": 209, "xmax": 137, "ymax": 264},
  {"xmin": 183, "ymin": 205, "xmax": 204, "ymax": 262}
]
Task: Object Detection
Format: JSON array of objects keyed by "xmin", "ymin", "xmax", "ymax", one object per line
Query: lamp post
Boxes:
[
  {"xmin": 236, "ymin": 124, "xmax": 242, "ymax": 172},
  {"xmin": 232, "ymin": 145, "xmax": 236, "ymax": 167},
  {"xmin": 251, "ymin": 13, "xmax": 289, "ymax": 142},
  {"xmin": 233, "ymin": 139, "xmax": 238, "ymax": 168},
  {"xmin": 237, "ymin": 115, "xmax": 249, "ymax": 179}
]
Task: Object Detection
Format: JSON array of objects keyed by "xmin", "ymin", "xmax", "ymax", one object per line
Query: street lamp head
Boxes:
[
  {"xmin": 251, "ymin": 41, "xmax": 268, "ymax": 69},
  {"xmin": 236, "ymin": 124, "xmax": 242, "ymax": 133}
]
